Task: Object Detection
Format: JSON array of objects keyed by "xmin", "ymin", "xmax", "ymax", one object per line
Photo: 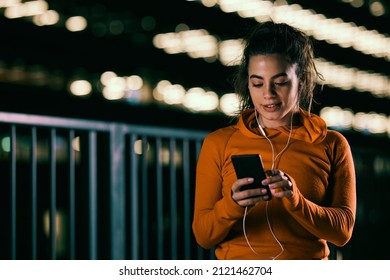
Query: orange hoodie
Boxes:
[{"xmin": 192, "ymin": 108, "xmax": 356, "ymax": 260}]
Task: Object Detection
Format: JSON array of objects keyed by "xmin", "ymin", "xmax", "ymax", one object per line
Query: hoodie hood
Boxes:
[{"xmin": 237, "ymin": 108, "xmax": 327, "ymax": 144}]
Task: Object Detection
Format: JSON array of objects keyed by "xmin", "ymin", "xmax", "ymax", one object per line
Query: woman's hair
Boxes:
[{"xmin": 232, "ymin": 20, "xmax": 323, "ymax": 118}]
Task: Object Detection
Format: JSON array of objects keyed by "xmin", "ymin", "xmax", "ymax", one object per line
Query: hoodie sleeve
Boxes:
[
  {"xmin": 192, "ymin": 128, "xmax": 245, "ymax": 249},
  {"xmin": 282, "ymin": 131, "xmax": 357, "ymax": 246}
]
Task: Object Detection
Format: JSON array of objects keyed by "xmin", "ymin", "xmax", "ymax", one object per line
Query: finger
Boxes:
[
  {"xmin": 272, "ymin": 188, "xmax": 293, "ymax": 198},
  {"xmin": 269, "ymin": 180, "xmax": 293, "ymax": 197},
  {"xmin": 232, "ymin": 187, "xmax": 269, "ymax": 206},
  {"xmin": 232, "ymin": 187, "xmax": 265, "ymax": 200},
  {"xmin": 266, "ymin": 174, "xmax": 283, "ymax": 184},
  {"xmin": 231, "ymin": 177, "xmax": 254, "ymax": 193},
  {"xmin": 265, "ymin": 169, "xmax": 277, "ymax": 178},
  {"xmin": 266, "ymin": 170, "xmax": 291, "ymax": 185},
  {"xmin": 235, "ymin": 195, "xmax": 270, "ymax": 207},
  {"xmin": 268, "ymin": 180, "xmax": 291, "ymax": 194}
]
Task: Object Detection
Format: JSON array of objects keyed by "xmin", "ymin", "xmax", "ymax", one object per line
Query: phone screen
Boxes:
[{"xmin": 231, "ymin": 154, "xmax": 271, "ymax": 199}]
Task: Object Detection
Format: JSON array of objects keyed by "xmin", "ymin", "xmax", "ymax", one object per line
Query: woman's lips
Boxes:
[{"xmin": 262, "ymin": 103, "xmax": 281, "ymax": 112}]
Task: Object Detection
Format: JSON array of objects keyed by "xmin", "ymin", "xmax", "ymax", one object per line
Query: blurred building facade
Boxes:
[{"xmin": 0, "ymin": 0, "xmax": 389, "ymax": 260}]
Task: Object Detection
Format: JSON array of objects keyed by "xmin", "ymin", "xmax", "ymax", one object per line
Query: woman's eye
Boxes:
[
  {"xmin": 252, "ymin": 83, "xmax": 263, "ymax": 87},
  {"xmin": 275, "ymin": 81, "xmax": 288, "ymax": 86}
]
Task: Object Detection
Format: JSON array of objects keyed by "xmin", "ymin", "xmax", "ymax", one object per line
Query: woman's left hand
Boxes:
[{"xmin": 262, "ymin": 169, "xmax": 294, "ymax": 198}]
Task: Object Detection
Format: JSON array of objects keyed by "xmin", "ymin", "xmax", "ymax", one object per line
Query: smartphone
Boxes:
[{"xmin": 231, "ymin": 154, "xmax": 271, "ymax": 199}]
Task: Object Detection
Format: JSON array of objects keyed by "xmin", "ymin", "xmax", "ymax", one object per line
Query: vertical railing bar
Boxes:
[
  {"xmin": 88, "ymin": 131, "xmax": 98, "ymax": 259},
  {"xmin": 156, "ymin": 137, "xmax": 163, "ymax": 259},
  {"xmin": 141, "ymin": 135, "xmax": 149, "ymax": 259},
  {"xmin": 49, "ymin": 128, "xmax": 57, "ymax": 260},
  {"xmin": 68, "ymin": 130, "xmax": 76, "ymax": 260},
  {"xmin": 129, "ymin": 133, "xmax": 139, "ymax": 259},
  {"xmin": 31, "ymin": 127, "xmax": 37, "ymax": 260},
  {"xmin": 169, "ymin": 138, "xmax": 177, "ymax": 259},
  {"xmin": 109, "ymin": 124, "xmax": 126, "ymax": 260},
  {"xmin": 10, "ymin": 125, "xmax": 16, "ymax": 260},
  {"xmin": 182, "ymin": 139, "xmax": 191, "ymax": 260}
]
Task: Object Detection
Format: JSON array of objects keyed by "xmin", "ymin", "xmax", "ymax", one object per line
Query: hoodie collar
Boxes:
[{"xmin": 237, "ymin": 108, "xmax": 327, "ymax": 143}]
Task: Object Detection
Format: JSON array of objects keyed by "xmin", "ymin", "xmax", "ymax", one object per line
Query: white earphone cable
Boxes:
[{"xmin": 242, "ymin": 109, "xmax": 294, "ymax": 259}]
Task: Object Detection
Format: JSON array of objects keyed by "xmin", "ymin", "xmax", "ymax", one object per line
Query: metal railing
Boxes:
[{"xmin": 0, "ymin": 112, "xmax": 214, "ymax": 260}]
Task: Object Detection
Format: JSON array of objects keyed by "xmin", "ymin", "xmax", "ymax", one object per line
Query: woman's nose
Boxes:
[{"xmin": 263, "ymin": 83, "xmax": 276, "ymax": 97}]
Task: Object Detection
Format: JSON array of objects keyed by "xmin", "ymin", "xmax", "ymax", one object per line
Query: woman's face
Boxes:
[{"xmin": 248, "ymin": 53, "xmax": 300, "ymax": 128}]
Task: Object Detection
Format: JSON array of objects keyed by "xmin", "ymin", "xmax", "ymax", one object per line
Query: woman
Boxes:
[{"xmin": 192, "ymin": 21, "xmax": 356, "ymax": 260}]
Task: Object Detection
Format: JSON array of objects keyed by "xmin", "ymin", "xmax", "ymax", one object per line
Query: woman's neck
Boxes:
[{"xmin": 259, "ymin": 111, "xmax": 300, "ymax": 129}]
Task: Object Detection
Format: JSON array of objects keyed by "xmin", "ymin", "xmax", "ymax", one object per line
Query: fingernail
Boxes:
[
  {"xmin": 248, "ymin": 178, "xmax": 254, "ymax": 182},
  {"xmin": 261, "ymin": 179, "xmax": 268, "ymax": 185}
]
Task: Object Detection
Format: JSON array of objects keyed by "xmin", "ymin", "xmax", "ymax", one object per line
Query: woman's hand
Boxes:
[
  {"xmin": 263, "ymin": 169, "xmax": 293, "ymax": 198},
  {"xmin": 231, "ymin": 178, "xmax": 271, "ymax": 207}
]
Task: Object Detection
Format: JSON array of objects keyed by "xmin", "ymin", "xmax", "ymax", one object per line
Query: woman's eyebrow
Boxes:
[
  {"xmin": 249, "ymin": 74, "xmax": 263, "ymax": 79},
  {"xmin": 249, "ymin": 73, "xmax": 288, "ymax": 79}
]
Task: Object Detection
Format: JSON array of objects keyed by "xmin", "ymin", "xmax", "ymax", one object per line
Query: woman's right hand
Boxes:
[{"xmin": 231, "ymin": 178, "xmax": 270, "ymax": 207}]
